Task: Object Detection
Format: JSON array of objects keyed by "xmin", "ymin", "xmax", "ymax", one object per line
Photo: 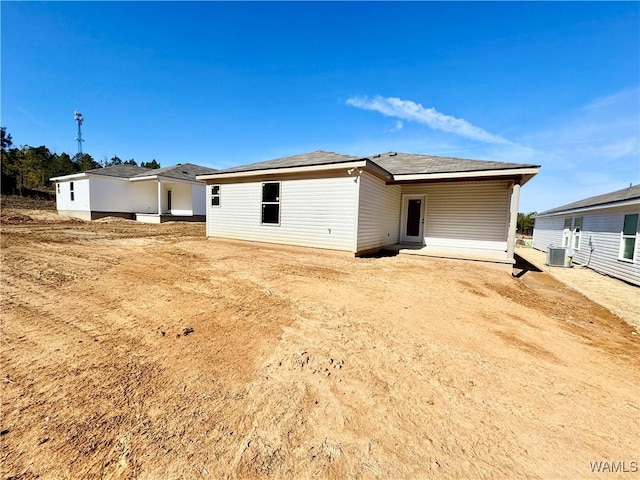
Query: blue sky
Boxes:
[{"xmin": 2, "ymin": 1, "xmax": 638, "ymax": 212}]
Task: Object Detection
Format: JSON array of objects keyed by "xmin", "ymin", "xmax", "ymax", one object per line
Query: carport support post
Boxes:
[
  {"xmin": 507, "ymin": 181, "xmax": 521, "ymax": 261},
  {"xmin": 157, "ymin": 181, "xmax": 162, "ymax": 215}
]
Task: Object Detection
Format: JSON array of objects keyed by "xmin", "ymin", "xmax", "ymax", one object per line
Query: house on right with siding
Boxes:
[{"xmin": 532, "ymin": 184, "xmax": 640, "ymax": 286}]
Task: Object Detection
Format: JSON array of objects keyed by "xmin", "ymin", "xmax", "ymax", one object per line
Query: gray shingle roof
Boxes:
[
  {"xmin": 209, "ymin": 150, "xmax": 538, "ymax": 177},
  {"xmin": 85, "ymin": 165, "xmax": 152, "ymax": 178},
  {"xmin": 371, "ymin": 152, "xmax": 539, "ymax": 175},
  {"xmin": 211, "ymin": 151, "xmax": 363, "ymax": 174},
  {"xmin": 537, "ymin": 184, "xmax": 640, "ymax": 216},
  {"xmin": 132, "ymin": 163, "xmax": 217, "ymax": 181}
]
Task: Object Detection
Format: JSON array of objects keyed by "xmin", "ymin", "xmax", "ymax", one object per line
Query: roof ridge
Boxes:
[{"xmin": 537, "ymin": 183, "xmax": 640, "ymax": 215}]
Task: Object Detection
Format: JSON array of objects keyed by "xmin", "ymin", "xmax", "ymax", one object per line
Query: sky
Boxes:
[{"xmin": 2, "ymin": 1, "xmax": 638, "ymax": 212}]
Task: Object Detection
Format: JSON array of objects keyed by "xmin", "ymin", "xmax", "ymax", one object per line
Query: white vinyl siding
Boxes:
[
  {"xmin": 165, "ymin": 182, "xmax": 193, "ymax": 215},
  {"xmin": 400, "ymin": 181, "xmax": 511, "ymax": 251},
  {"xmin": 206, "ymin": 174, "xmax": 358, "ymax": 252},
  {"xmin": 533, "ymin": 217, "xmax": 565, "ymax": 251},
  {"xmin": 192, "ymin": 184, "xmax": 207, "ymax": 215},
  {"xmin": 90, "ymin": 176, "xmax": 157, "ymax": 214},
  {"xmin": 533, "ymin": 207, "xmax": 640, "ymax": 286},
  {"xmin": 356, "ymin": 172, "xmax": 401, "ymax": 252},
  {"xmin": 56, "ymin": 178, "xmax": 90, "ymax": 212}
]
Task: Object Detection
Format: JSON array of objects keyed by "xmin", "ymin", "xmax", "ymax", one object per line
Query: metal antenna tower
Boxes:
[{"xmin": 74, "ymin": 110, "xmax": 84, "ymax": 154}]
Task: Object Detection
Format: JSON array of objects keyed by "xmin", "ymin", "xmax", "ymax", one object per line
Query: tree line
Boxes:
[
  {"xmin": 517, "ymin": 212, "xmax": 536, "ymax": 236},
  {"xmin": 1, "ymin": 127, "xmax": 160, "ymax": 195}
]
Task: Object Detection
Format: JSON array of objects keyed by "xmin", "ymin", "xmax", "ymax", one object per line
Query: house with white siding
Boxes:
[
  {"xmin": 51, "ymin": 163, "xmax": 216, "ymax": 222},
  {"xmin": 196, "ymin": 151, "xmax": 539, "ymax": 265},
  {"xmin": 532, "ymin": 185, "xmax": 640, "ymax": 286}
]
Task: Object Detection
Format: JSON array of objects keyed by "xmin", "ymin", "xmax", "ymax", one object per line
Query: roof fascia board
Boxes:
[
  {"xmin": 196, "ymin": 160, "xmax": 369, "ymax": 181},
  {"xmin": 390, "ymin": 167, "xmax": 540, "ymax": 183},
  {"xmin": 364, "ymin": 159, "xmax": 394, "ymax": 181},
  {"xmin": 50, "ymin": 173, "xmax": 89, "ymax": 181},
  {"xmin": 535, "ymin": 199, "xmax": 640, "ymax": 218}
]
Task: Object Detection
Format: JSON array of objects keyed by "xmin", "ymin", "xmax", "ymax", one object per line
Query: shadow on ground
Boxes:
[
  {"xmin": 359, "ymin": 249, "xmax": 400, "ymax": 258},
  {"xmin": 512, "ymin": 253, "xmax": 543, "ymax": 279}
]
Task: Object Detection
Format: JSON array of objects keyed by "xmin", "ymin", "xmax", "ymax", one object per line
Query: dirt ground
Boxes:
[
  {"xmin": 1, "ymin": 205, "xmax": 639, "ymax": 479},
  {"xmin": 515, "ymin": 246, "xmax": 639, "ymax": 332}
]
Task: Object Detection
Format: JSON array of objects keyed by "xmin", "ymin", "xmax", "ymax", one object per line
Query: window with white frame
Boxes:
[
  {"xmin": 211, "ymin": 185, "xmax": 220, "ymax": 207},
  {"xmin": 573, "ymin": 217, "xmax": 583, "ymax": 250},
  {"xmin": 620, "ymin": 213, "xmax": 638, "ymax": 261},
  {"xmin": 562, "ymin": 218, "xmax": 571, "ymax": 247},
  {"xmin": 70, "ymin": 181, "xmax": 75, "ymax": 201},
  {"xmin": 261, "ymin": 182, "xmax": 280, "ymax": 225}
]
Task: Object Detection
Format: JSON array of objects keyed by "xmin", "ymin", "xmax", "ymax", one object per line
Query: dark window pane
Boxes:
[
  {"xmin": 262, "ymin": 204, "xmax": 279, "ymax": 224},
  {"xmin": 406, "ymin": 199, "xmax": 421, "ymax": 237},
  {"xmin": 211, "ymin": 185, "xmax": 220, "ymax": 195},
  {"xmin": 211, "ymin": 196, "xmax": 220, "ymax": 206},
  {"xmin": 564, "ymin": 218, "xmax": 571, "ymax": 229},
  {"xmin": 622, "ymin": 238, "xmax": 635, "ymax": 259},
  {"xmin": 574, "ymin": 217, "xmax": 582, "ymax": 231},
  {"xmin": 262, "ymin": 183, "xmax": 280, "ymax": 203},
  {"xmin": 623, "ymin": 214, "xmax": 638, "ymax": 236}
]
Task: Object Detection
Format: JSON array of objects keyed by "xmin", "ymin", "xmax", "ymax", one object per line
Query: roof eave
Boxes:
[
  {"xmin": 534, "ymin": 198, "xmax": 640, "ymax": 218},
  {"xmin": 50, "ymin": 172, "xmax": 89, "ymax": 181},
  {"xmin": 390, "ymin": 167, "xmax": 540, "ymax": 185}
]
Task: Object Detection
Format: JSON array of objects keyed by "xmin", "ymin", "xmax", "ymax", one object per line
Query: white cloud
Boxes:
[
  {"xmin": 386, "ymin": 120, "xmax": 403, "ymax": 133},
  {"xmin": 342, "ymin": 89, "xmax": 638, "ymax": 213},
  {"xmin": 347, "ymin": 95, "xmax": 509, "ymax": 144}
]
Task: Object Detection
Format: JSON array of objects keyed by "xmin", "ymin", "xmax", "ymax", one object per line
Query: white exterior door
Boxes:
[{"xmin": 401, "ymin": 195, "xmax": 425, "ymax": 243}]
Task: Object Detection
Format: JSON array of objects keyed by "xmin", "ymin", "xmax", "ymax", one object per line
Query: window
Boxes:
[
  {"xmin": 70, "ymin": 182, "xmax": 75, "ymax": 202},
  {"xmin": 211, "ymin": 185, "xmax": 220, "ymax": 207},
  {"xmin": 573, "ymin": 217, "xmax": 583, "ymax": 250},
  {"xmin": 562, "ymin": 218, "xmax": 571, "ymax": 247},
  {"xmin": 620, "ymin": 213, "xmax": 638, "ymax": 261},
  {"xmin": 261, "ymin": 182, "xmax": 280, "ymax": 225},
  {"xmin": 57, "ymin": 183, "xmax": 60, "ymax": 194},
  {"xmin": 562, "ymin": 217, "xmax": 583, "ymax": 250}
]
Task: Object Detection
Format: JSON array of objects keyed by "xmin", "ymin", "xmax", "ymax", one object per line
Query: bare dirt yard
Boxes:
[{"xmin": 1, "ymin": 204, "xmax": 639, "ymax": 479}]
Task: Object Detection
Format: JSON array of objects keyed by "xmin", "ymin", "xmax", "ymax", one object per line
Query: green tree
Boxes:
[
  {"xmin": 1, "ymin": 148, "xmax": 21, "ymax": 194},
  {"xmin": 123, "ymin": 159, "xmax": 138, "ymax": 166},
  {"xmin": 517, "ymin": 212, "xmax": 537, "ymax": 236},
  {"xmin": 140, "ymin": 159, "xmax": 160, "ymax": 169},
  {"xmin": 48, "ymin": 152, "xmax": 77, "ymax": 179},
  {"xmin": 1, "ymin": 127, "xmax": 12, "ymax": 151},
  {"xmin": 73, "ymin": 153, "xmax": 100, "ymax": 171},
  {"xmin": 1, "ymin": 127, "xmax": 17, "ymax": 192},
  {"xmin": 106, "ymin": 155, "xmax": 123, "ymax": 166},
  {"xmin": 22, "ymin": 146, "xmax": 53, "ymax": 189}
]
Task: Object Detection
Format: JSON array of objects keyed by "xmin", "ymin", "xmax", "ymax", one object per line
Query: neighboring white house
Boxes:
[
  {"xmin": 51, "ymin": 163, "xmax": 217, "ymax": 223},
  {"xmin": 533, "ymin": 184, "xmax": 640, "ymax": 286},
  {"xmin": 196, "ymin": 151, "xmax": 540, "ymax": 265}
]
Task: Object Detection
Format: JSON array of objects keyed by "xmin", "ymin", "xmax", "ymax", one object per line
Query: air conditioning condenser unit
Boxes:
[{"xmin": 546, "ymin": 246, "xmax": 571, "ymax": 267}]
